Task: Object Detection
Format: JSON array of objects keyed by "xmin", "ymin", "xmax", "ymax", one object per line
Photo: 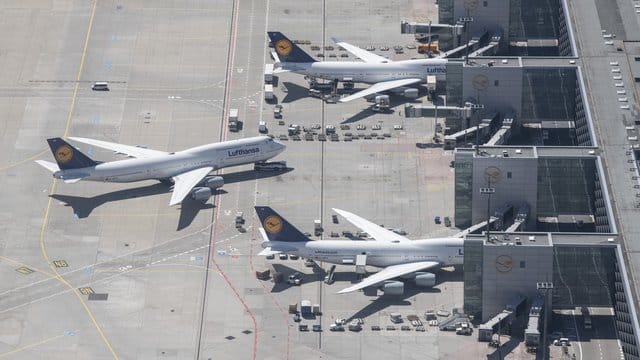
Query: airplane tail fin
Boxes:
[
  {"xmin": 267, "ymin": 32, "xmax": 316, "ymax": 64},
  {"xmin": 45, "ymin": 137, "xmax": 98, "ymax": 170},
  {"xmin": 255, "ymin": 206, "xmax": 311, "ymax": 243}
]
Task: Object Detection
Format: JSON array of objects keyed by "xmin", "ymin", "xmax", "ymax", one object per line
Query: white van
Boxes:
[{"xmin": 92, "ymin": 82, "xmax": 109, "ymax": 91}]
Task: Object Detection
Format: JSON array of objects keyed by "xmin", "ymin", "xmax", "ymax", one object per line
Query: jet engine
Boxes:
[
  {"xmin": 204, "ymin": 176, "xmax": 224, "ymax": 189},
  {"xmin": 414, "ymin": 272, "xmax": 436, "ymax": 287},
  {"xmin": 190, "ymin": 187, "xmax": 212, "ymax": 202},
  {"xmin": 381, "ymin": 281, "xmax": 404, "ymax": 295},
  {"xmin": 403, "ymin": 88, "xmax": 419, "ymax": 99}
]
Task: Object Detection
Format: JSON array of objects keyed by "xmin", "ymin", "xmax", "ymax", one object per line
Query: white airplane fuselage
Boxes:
[
  {"xmin": 53, "ymin": 136, "xmax": 285, "ymax": 183},
  {"xmin": 264, "ymin": 237, "xmax": 464, "ymax": 268},
  {"xmin": 281, "ymin": 58, "xmax": 447, "ymax": 84}
]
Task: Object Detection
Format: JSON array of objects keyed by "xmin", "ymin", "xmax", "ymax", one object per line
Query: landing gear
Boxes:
[{"xmin": 158, "ymin": 178, "xmax": 174, "ymax": 186}]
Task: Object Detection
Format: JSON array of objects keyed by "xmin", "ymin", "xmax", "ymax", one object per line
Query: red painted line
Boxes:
[
  {"xmin": 209, "ymin": 1, "xmax": 260, "ymax": 359},
  {"xmin": 249, "ymin": 215, "xmax": 291, "ymax": 360}
]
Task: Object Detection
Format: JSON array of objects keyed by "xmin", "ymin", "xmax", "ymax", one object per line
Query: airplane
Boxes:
[
  {"xmin": 267, "ymin": 31, "xmax": 447, "ymax": 103},
  {"xmin": 255, "ymin": 206, "xmax": 464, "ymax": 295},
  {"xmin": 36, "ymin": 136, "xmax": 286, "ymax": 206}
]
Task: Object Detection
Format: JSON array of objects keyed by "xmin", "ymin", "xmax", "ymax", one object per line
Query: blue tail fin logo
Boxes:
[
  {"xmin": 255, "ymin": 206, "xmax": 310, "ymax": 242},
  {"xmin": 46, "ymin": 138, "xmax": 97, "ymax": 170},
  {"xmin": 267, "ymin": 32, "xmax": 316, "ymax": 63}
]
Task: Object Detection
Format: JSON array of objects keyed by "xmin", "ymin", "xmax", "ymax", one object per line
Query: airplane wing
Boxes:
[
  {"xmin": 332, "ymin": 38, "xmax": 390, "ymax": 63},
  {"xmin": 169, "ymin": 167, "xmax": 214, "ymax": 206},
  {"xmin": 333, "ymin": 208, "xmax": 409, "ymax": 243},
  {"xmin": 339, "ymin": 78, "xmax": 422, "ymax": 103},
  {"xmin": 68, "ymin": 137, "xmax": 167, "ymax": 159},
  {"xmin": 337, "ymin": 261, "xmax": 440, "ymax": 294}
]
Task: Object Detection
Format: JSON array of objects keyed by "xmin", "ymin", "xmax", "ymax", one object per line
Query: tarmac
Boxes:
[{"xmin": 0, "ymin": 1, "xmax": 478, "ymax": 359}]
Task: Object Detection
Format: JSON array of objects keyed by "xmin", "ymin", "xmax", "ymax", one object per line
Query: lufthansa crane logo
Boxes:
[
  {"xmin": 54, "ymin": 145, "xmax": 74, "ymax": 163},
  {"xmin": 264, "ymin": 215, "xmax": 283, "ymax": 234},
  {"xmin": 275, "ymin": 39, "xmax": 293, "ymax": 56},
  {"xmin": 495, "ymin": 255, "xmax": 513, "ymax": 273}
]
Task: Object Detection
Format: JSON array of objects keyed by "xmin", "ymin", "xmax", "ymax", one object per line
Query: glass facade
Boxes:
[
  {"xmin": 446, "ymin": 62, "xmax": 464, "ymax": 108},
  {"xmin": 463, "ymin": 239, "xmax": 484, "ymax": 321},
  {"xmin": 537, "ymin": 158, "xmax": 595, "ymax": 215},
  {"xmin": 521, "ymin": 68, "xmax": 576, "ymax": 122},
  {"xmin": 509, "ymin": 0, "xmax": 560, "ymax": 40},
  {"xmin": 552, "ymin": 246, "xmax": 616, "ymax": 307},
  {"xmin": 454, "ymin": 152, "xmax": 474, "ymax": 228}
]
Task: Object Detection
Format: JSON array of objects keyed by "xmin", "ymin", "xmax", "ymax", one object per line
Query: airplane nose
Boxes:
[{"xmin": 273, "ymin": 139, "xmax": 286, "ymax": 152}]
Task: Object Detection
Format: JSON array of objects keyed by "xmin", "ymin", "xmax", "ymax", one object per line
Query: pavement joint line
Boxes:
[
  {"xmin": 195, "ymin": 0, "xmax": 260, "ymax": 358},
  {"xmin": 37, "ymin": 2, "xmax": 119, "ymax": 358},
  {"xmin": 0, "ymin": 223, "xmax": 216, "ymax": 299},
  {"xmin": 0, "ymin": 332, "xmax": 67, "ymax": 358},
  {"xmin": 0, "ymin": 242, "xmax": 215, "ymax": 315},
  {"xmin": 0, "ymin": 149, "xmax": 48, "ymax": 172}
]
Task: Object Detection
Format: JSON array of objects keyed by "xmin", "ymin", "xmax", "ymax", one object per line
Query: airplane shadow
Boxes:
[
  {"xmin": 342, "ymin": 267, "xmax": 462, "ymax": 321},
  {"xmin": 269, "ymin": 263, "xmax": 324, "ymax": 293},
  {"xmin": 339, "ymin": 96, "xmax": 418, "ymax": 124},
  {"xmin": 281, "ymin": 82, "xmax": 310, "ymax": 103},
  {"xmin": 49, "ymin": 168, "xmax": 292, "ymax": 230},
  {"xmin": 176, "ymin": 198, "xmax": 215, "ymax": 231},
  {"xmin": 50, "ymin": 183, "xmax": 170, "ymax": 218},
  {"xmin": 221, "ymin": 168, "xmax": 294, "ymax": 184}
]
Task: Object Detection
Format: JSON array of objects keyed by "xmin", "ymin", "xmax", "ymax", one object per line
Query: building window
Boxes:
[
  {"xmin": 520, "ymin": 261, "xmax": 526, "ymax": 268},
  {"xmin": 507, "ymin": 171, "xmax": 512, "ymax": 179},
  {"xmin": 494, "ymin": 80, "xmax": 499, "ymax": 86},
  {"xmin": 484, "ymin": 1, "xmax": 488, "ymax": 6}
]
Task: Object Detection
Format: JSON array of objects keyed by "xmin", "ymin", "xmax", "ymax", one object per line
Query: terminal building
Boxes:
[{"xmin": 403, "ymin": 0, "xmax": 640, "ymax": 358}]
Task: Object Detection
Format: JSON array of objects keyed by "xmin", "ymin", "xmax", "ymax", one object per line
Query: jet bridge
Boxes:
[
  {"xmin": 505, "ymin": 204, "xmax": 530, "ymax": 233},
  {"xmin": 525, "ymin": 295, "xmax": 545, "ymax": 350},
  {"xmin": 485, "ymin": 117, "xmax": 515, "ymax": 146},
  {"xmin": 478, "ymin": 295, "xmax": 526, "ymax": 341},
  {"xmin": 444, "ymin": 120, "xmax": 493, "ymax": 149},
  {"xmin": 468, "ymin": 32, "xmax": 502, "ymax": 57},
  {"xmin": 454, "ymin": 216, "xmax": 498, "ymax": 238}
]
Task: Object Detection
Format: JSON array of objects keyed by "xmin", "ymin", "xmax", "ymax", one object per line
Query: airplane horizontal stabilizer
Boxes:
[
  {"xmin": 35, "ymin": 160, "xmax": 60, "ymax": 173},
  {"xmin": 63, "ymin": 177, "xmax": 85, "ymax": 184},
  {"xmin": 258, "ymin": 247, "xmax": 281, "ymax": 256}
]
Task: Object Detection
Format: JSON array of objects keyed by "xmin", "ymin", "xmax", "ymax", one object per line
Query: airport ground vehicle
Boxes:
[
  {"xmin": 254, "ymin": 161, "xmax": 287, "ymax": 171},
  {"xmin": 92, "ymin": 81, "xmax": 109, "ymax": 91},
  {"xmin": 258, "ymin": 121, "xmax": 268, "ymax": 134},
  {"xmin": 274, "ymin": 104, "xmax": 283, "ymax": 118}
]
